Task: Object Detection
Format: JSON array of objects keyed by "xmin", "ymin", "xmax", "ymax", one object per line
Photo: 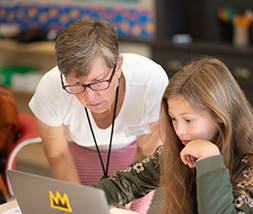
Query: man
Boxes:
[{"xmin": 29, "ymin": 18, "xmax": 168, "ymax": 213}]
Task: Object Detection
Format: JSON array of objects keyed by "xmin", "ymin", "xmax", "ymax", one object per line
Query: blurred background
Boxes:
[{"xmin": 1, "ymin": 0, "xmax": 253, "ymax": 178}]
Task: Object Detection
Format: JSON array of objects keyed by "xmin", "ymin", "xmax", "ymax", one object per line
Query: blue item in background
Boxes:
[{"xmin": 0, "ymin": 3, "xmax": 155, "ymax": 39}]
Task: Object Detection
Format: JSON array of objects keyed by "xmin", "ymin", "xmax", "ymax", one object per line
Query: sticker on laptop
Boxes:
[
  {"xmin": 49, "ymin": 191, "xmax": 73, "ymax": 212},
  {"xmin": 123, "ymin": 123, "xmax": 151, "ymax": 137}
]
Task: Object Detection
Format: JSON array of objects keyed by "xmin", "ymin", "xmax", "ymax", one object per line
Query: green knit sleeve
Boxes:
[
  {"xmin": 196, "ymin": 155, "xmax": 253, "ymax": 214},
  {"xmin": 90, "ymin": 146, "xmax": 162, "ymax": 208}
]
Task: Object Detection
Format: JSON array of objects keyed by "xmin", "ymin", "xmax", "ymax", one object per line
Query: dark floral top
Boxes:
[{"xmin": 92, "ymin": 146, "xmax": 253, "ymax": 213}]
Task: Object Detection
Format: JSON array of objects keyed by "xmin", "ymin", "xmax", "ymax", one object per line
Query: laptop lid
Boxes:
[{"xmin": 6, "ymin": 170, "xmax": 110, "ymax": 214}]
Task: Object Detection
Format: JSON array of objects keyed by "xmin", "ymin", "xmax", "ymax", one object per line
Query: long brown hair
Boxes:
[{"xmin": 159, "ymin": 57, "xmax": 253, "ymax": 213}]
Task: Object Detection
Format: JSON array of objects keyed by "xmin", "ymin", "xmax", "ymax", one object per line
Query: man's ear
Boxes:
[{"xmin": 115, "ymin": 54, "xmax": 124, "ymax": 78}]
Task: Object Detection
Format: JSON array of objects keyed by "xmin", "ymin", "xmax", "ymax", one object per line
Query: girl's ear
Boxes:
[
  {"xmin": 214, "ymin": 113, "xmax": 223, "ymax": 124},
  {"xmin": 209, "ymin": 108, "xmax": 222, "ymax": 123}
]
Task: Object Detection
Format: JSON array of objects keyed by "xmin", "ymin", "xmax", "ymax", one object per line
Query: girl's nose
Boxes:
[{"xmin": 174, "ymin": 123, "xmax": 187, "ymax": 136}]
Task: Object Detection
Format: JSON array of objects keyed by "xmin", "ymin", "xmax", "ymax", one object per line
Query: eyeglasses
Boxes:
[{"xmin": 61, "ymin": 64, "xmax": 117, "ymax": 94}]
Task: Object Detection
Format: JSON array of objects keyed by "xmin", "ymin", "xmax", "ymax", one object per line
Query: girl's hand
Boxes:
[{"xmin": 180, "ymin": 140, "xmax": 220, "ymax": 168}]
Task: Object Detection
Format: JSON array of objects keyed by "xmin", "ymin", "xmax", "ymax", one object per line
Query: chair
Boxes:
[{"xmin": 5, "ymin": 113, "xmax": 41, "ymax": 197}]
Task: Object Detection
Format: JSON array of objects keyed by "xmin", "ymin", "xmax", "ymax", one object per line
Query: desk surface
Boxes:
[
  {"xmin": 0, "ymin": 199, "xmax": 140, "ymax": 214},
  {"xmin": 0, "ymin": 199, "xmax": 19, "ymax": 213}
]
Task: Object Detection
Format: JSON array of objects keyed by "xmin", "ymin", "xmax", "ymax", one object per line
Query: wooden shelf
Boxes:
[
  {"xmin": 150, "ymin": 39, "xmax": 253, "ymax": 105},
  {"xmin": 150, "ymin": 40, "xmax": 253, "ymax": 56},
  {"xmin": 0, "ymin": 40, "xmax": 56, "ymax": 113},
  {"xmin": 0, "ymin": 39, "xmax": 55, "ymax": 55}
]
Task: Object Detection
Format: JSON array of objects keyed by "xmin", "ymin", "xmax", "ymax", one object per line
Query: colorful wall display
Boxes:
[{"xmin": 0, "ymin": 2, "xmax": 155, "ymax": 39}]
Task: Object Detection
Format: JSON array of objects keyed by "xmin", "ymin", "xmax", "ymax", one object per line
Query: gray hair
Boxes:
[{"xmin": 55, "ymin": 18, "xmax": 121, "ymax": 78}]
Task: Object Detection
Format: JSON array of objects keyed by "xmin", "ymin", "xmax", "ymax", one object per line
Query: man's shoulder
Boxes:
[
  {"xmin": 122, "ymin": 53, "xmax": 158, "ymax": 65},
  {"xmin": 122, "ymin": 53, "xmax": 168, "ymax": 83}
]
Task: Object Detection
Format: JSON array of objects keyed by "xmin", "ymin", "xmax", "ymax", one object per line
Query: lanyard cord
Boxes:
[{"xmin": 84, "ymin": 86, "xmax": 119, "ymax": 181}]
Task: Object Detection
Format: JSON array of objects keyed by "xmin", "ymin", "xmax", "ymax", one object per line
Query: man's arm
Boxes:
[
  {"xmin": 35, "ymin": 117, "xmax": 81, "ymax": 184},
  {"xmin": 133, "ymin": 120, "xmax": 162, "ymax": 162}
]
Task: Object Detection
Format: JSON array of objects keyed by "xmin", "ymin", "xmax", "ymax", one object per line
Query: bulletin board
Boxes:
[{"xmin": 0, "ymin": 0, "xmax": 155, "ymax": 39}]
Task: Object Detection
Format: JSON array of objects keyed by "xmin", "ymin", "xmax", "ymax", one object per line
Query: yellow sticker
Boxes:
[{"xmin": 49, "ymin": 191, "xmax": 73, "ymax": 212}]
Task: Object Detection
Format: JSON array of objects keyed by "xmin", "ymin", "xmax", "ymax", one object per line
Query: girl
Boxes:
[{"xmin": 92, "ymin": 57, "xmax": 253, "ymax": 213}]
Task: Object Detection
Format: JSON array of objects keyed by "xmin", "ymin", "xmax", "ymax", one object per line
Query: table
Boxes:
[
  {"xmin": 0, "ymin": 199, "xmax": 140, "ymax": 214},
  {"xmin": 0, "ymin": 199, "xmax": 19, "ymax": 213}
]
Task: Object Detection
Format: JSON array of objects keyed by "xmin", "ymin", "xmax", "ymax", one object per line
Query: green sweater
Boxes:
[{"xmin": 92, "ymin": 146, "xmax": 253, "ymax": 213}]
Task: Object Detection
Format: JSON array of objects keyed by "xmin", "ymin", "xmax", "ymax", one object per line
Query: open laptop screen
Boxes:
[{"xmin": 7, "ymin": 170, "xmax": 110, "ymax": 214}]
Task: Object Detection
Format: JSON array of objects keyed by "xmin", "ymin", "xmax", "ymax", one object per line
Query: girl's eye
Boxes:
[
  {"xmin": 185, "ymin": 119, "xmax": 193, "ymax": 123},
  {"xmin": 169, "ymin": 116, "xmax": 176, "ymax": 121}
]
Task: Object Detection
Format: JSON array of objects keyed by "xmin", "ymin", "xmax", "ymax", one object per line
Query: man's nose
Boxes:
[{"xmin": 83, "ymin": 87, "xmax": 97, "ymax": 101}]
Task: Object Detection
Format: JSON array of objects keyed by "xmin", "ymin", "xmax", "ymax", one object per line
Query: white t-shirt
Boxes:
[{"xmin": 29, "ymin": 53, "xmax": 168, "ymax": 151}]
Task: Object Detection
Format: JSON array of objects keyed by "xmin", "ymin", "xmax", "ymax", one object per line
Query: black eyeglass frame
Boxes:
[{"xmin": 60, "ymin": 64, "xmax": 117, "ymax": 94}]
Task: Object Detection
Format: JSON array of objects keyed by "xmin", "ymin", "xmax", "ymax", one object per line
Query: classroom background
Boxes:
[{"xmin": 0, "ymin": 0, "xmax": 253, "ymax": 186}]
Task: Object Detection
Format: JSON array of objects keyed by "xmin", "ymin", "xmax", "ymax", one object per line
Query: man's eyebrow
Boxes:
[{"xmin": 67, "ymin": 72, "xmax": 107, "ymax": 84}]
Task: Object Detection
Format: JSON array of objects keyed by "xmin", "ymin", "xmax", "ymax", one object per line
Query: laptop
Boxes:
[{"xmin": 6, "ymin": 170, "xmax": 110, "ymax": 214}]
